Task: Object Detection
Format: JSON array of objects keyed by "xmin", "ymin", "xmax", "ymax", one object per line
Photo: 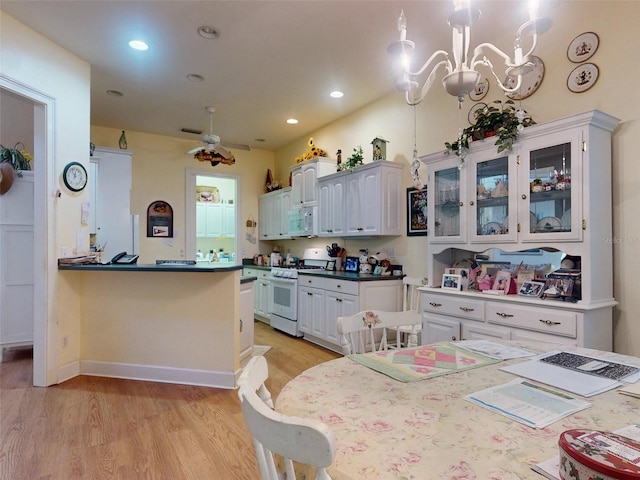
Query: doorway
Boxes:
[
  {"xmin": 1, "ymin": 76, "xmax": 56, "ymax": 386},
  {"xmin": 185, "ymin": 168, "xmax": 241, "ymax": 263}
]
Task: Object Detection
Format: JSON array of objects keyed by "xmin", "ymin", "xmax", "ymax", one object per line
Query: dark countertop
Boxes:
[
  {"xmin": 297, "ymin": 270, "xmax": 403, "ymax": 281},
  {"xmin": 58, "ymin": 263, "xmax": 243, "ymax": 273}
]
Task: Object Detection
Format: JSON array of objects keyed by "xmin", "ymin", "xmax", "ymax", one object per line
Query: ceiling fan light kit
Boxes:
[
  {"xmin": 186, "ymin": 106, "xmax": 250, "ymax": 166},
  {"xmin": 388, "ymin": 1, "xmax": 552, "ymax": 106}
]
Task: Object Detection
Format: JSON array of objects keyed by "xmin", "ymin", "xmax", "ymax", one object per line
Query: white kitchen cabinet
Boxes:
[
  {"xmin": 318, "ymin": 175, "xmax": 346, "ymax": 236},
  {"xmin": 243, "ymin": 267, "xmax": 273, "ymax": 324},
  {"xmin": 0, "ymin": 172, "xmax": 34, "ymax": 357},
  {"xmin": 290, "ymin": 158, "xmax": 336, "ymax": 207},
  {"xmin": 258, "ymin": 187, "xmax": 291, "ymax": 240},
  {"xmin": 420, "ymin": 110, "xmax": 619, "ymax": 350},
  {"xmin": 318, "ymin": 161, "xmax": 403, "ymax": 237},
  {"xmin": 197, "ymin": 202, "xmax": 235, "ymax": 238},
  {"xmin": 298, "ymin": 274, "xmax": 402, "ymax": 353},
  {"xmin": 239, "ymin": 279, "xmax": 255, "ymax": 361},
  {"xmin": 298, "ymin": 275, "xmax": 326, "ymax": 338}
]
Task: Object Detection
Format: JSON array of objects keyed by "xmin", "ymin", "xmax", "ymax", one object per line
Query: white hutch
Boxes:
[{"xmin": 419, "ymin": 110, "xmax": 619, "ymax": 350}]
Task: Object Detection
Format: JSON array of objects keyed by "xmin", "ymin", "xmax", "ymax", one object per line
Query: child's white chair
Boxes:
[{"xmin": 396, "ymin": 276, "xmax": 426, "ymax": 347}]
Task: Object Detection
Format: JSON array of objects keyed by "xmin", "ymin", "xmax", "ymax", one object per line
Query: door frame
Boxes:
[
  {"xmin": 185, "ymin": 168, "xmax": 241, "ymax": 262},
  {"xmin": 1, "ymin": 75, "xmax": 57, "ymax": 386}
]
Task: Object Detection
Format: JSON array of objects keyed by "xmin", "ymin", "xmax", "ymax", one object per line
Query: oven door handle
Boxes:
[{"xmin": 271, "ymin": 277, "xmax": 298, "ymax": 285}]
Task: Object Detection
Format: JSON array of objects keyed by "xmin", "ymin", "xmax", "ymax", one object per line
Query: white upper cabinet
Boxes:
[
  {"xmin": 259, "ymin": 187, "xmax": 291, "ymax": 240},
  {"xmin": 290, "ymin": 158, "xmax": 336, "ymax": 207}
]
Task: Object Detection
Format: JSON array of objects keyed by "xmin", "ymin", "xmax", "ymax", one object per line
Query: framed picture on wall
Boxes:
[{"xmin": 407, "ymin": 187, "xmax": 428, "ymax": 236}]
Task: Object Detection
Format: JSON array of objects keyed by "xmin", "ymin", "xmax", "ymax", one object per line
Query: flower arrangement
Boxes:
[
  {"xmin": 445, "ymin": 100, "xmax": 536, "ymax": 157},
  {"xmin": 338, "ymin": 145, "xmax": 364, "ymax": 172},
  {"xmin": 295, "ymin": 137, "xmax": 328, "ymax": 164}
]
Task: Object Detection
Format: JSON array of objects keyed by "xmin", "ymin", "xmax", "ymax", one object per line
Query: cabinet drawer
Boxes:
[
  {"xmin": 298, "ymin": 275, "xmax": 326, "ymax": 289},
  {"xmin": 323, "ymin": 278, "xmax": 358, "ymax": 296},
  {"xmin": 486, "ymin": 303, "xmax": 577, "ymax": 338},
  {"xmin": 422, "ymin": 294, "xmax": 484, "ymax": 321}
]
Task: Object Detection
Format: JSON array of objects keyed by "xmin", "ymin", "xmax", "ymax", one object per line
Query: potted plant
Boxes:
[
  {"xmin": 445, "ymin": 100, "xmax": 535, "ymax": 157},
  {"xmin": 0, "ymin": 142, "xmax": 32, "ymax": 195},
  {"xmin": 338, "ymin": 145, "xmax": 364, "ymax": 172}
]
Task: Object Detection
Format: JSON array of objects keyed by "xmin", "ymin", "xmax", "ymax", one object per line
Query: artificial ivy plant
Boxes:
[
  {"xmin": 445, "ymin": 99, "xmax": 536, "ymax": 157},
  {"xmin": 0, "ymin": 142, "xmax": 32, "ymax": 174}
]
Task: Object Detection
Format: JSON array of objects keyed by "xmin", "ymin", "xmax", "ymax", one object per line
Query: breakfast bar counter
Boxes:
[{"xmin": 58, "ymin": 264, "xmax": 246, "ymax": 388}]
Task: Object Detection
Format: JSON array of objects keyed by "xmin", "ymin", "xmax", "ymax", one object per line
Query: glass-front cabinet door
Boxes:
[
  {"xmin": 469, "ymin": 152, "xmax": 517, "ymax": 243},
  {"xmin": 519, "ymin": 129, "xmax": 583, "ymax": 242},
  {"xmin": 430, "ymin": 156, "xmax": 467, "ymax": 244}
]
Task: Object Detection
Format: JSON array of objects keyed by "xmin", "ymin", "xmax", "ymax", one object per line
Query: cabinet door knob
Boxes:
[
  {"xmin": 459, "ymin": 307, "xmax": 474, "ymax": 312},
  {"xmin": 429, "ymin": 302, "xmax": 442, "ymax": 307},
  {"xmin": 336, "ymin": 298, "xmax": 343, "ymax": 303},
  {"xmin": 307, "ymin": 292, "xmax": 313, "ymax": 296},
  {"xmin": 469, "ymin": 201, "xmax": 474, "ymax": 206},
  {"xmin": 521, "ymin": 194, "xmax": 527, "ymax": 200},
  {"xmin": 459, "ymin": 201, "xmax": 463, "ymax": 207},
  {"xmin": 451, "ymin": 336, "xmax": 457, "ymax": 341},
  {"xmin": 539, "ymin": 319, "xmax": 561, "ymax": 326},
  {"xmin": 496, "ymin": 312, "xmax": 514, "ymax": 318}
]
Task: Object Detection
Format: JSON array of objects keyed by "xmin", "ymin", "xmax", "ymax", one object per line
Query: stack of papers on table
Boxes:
[
  {"xmin": 500, "ymin": 351, "xmax": 637, "ymax": 397},
  {"xmin": 464, "ymin": 378, "xmax": 591, "ymax": 429}
]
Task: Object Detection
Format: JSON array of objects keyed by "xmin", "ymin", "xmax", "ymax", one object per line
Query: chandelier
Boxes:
[{"xmin": 388, "ymin": 1, "xmax": 552, "ymax": 106}]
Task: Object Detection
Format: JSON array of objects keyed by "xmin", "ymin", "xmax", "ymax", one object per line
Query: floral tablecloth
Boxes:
[{"xmin": 276, "ymin": 342, "xmax": 640, "ymax": 480}]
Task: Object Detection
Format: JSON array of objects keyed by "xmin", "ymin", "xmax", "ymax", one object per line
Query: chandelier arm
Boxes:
[
  {"xmin": 481, "ymin": 58, "xmax": 523, "ymax": 94},
  {"xmin": 471, "ymin": 43, "xmax": 517, "ymax": 69},
  {"xmin": 408, "ymin": 50, "xmax": 451, "ymax": 77},
  {"xmin": 405, "ymin": 60, "xmax": 450, "ymax": 106}
]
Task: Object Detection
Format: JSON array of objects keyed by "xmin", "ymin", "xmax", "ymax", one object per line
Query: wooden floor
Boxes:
[{"xmin": 0, "ymin": 322, "xmax": 340, "ymax": 480}]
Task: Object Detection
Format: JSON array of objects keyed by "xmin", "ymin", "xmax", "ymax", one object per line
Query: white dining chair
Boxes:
[
  {"xmin": 336, "ymin": 309, "xmax": 421, "ymax": 355},
  {"xmin": 396, "ymin": 276, "xmax": 426, "ymax": 347},
  {"xmin": 237, "ymin": 356, "xmax": 336, "ymax": 480},
  {"xmin": 238, "ymin": 355, "xmax": 274, "ymax": 408}
]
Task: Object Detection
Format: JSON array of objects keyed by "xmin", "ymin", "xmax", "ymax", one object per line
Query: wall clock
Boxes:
[{"xmin": 62, "ymin": 161, "xmax": 88, "ymax": 192}]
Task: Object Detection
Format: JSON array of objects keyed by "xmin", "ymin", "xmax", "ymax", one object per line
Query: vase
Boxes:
[
  {"xmin": 119, "ymin": 131, "xmax": 128, "ymax": 149},
  {"xmin": 0, "ymin": 163, "xmax": 16, "ymax": 195}
]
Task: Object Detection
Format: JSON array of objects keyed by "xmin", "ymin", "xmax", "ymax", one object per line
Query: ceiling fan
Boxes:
[{"xmin": 187, "ymin": 106, "xmax": 250, "ymax": 166}]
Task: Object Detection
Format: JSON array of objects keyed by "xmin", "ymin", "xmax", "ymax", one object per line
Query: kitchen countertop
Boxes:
[
  {"xmin": 58, "ymin": 263, "xmax": 243, "ymax": 273},
  {"xmin": 297, "ymin": 270, "xmax": 403, "ymax": 281}
]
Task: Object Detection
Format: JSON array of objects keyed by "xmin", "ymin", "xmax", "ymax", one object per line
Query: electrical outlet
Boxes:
[
  {"xmin": 61, "ymin": 247, "xmax": 70, "ymax": 257},
  {"xmin": 62, "ymin": 336, "xmax": 69, "ymax": 348}
]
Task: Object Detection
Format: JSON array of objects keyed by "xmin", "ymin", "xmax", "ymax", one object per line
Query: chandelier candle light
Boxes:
[{"xmin": 388, "ymin": 0, "xmax": 552, "ymax": 106}]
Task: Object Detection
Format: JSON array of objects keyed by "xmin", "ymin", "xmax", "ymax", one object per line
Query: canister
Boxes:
[{"xmin": 558, "ymin": 429, "xmax": 640, "ymax": 480}]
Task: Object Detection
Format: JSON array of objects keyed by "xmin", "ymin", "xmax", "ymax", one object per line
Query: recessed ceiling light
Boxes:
[
  {"xmin": 106, "ymin": 90, "xmax": 124, "ymax": 97},
  {"xmin": 330, "ymin": 90, "xmax": 344, "ymax": 98},
  {"xmin": 198, "ymin": 26, "xmax": 219, "ymax": 39},
  {"xmin": 286, "ymin": 119, "xmax": 299, "ymax": 125},
  {"xmin": 128, "ymin": 40, "xmax": 149, "ymax": 51},
  {"xmin": 187, "ymin": 74, "xmax": 205, "ymax": 82}
]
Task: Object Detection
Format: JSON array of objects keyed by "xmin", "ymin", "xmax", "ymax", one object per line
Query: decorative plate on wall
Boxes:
[
  {"xmin": 567, "ymin": 63, "xmax": 599, "ymax": 93},
  {"xmin": 469, "ymin": 79, "xmax": 489, "ymax": 101},
  {"xmin": 468, "ymin": 102, "xmax": 487, "ymax": 125},
  {"xmin": 567, "ymin": 32, "xmax": 599, "ymax": 63},
  {"xmin": 504, "ymin": 56, "xmax": 545, "ymax": 100}
]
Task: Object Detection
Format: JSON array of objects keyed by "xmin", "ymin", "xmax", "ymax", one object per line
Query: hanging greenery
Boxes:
[{"xmin": 445, "ymin": 100, "xmax": 536, "ymax": 157}]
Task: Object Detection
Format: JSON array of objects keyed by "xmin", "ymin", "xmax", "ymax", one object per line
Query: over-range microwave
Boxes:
[{"xmin": 288, "ymin": 206, "xmax": 318, "ymax": 237}]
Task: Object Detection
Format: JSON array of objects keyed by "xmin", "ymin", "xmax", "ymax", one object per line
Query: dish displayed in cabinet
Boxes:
[
  {"xmin": 501, "ymin": 212, "xmax": 538, "ymax": 234},
  {"xmin": 536, "ymin": 216, "xmax": 562, "ymax": 232},
  {"xmin": 482, "ymin": 222, "xmax": 503, "ymax": 235}
]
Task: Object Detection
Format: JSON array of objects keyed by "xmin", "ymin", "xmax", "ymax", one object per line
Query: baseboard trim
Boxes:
[{"xmin": 66, "ymin": 360, "xmax": 237, "ymax": 389}]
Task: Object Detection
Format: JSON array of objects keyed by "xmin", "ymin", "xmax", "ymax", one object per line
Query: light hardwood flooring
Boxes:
[{"xmin": 0, "ymin": 322, "xmax": 340, "ymax": 480}]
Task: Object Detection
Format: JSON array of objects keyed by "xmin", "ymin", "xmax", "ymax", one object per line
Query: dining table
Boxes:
[{"xmin": 275, "ymin": 341, "xmax": 640, "ymax": 480}]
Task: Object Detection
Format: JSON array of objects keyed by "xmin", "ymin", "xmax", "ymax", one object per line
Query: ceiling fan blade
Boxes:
[
  {"xmin": 187, "ymin": 146, "xmax": 205, "ymax": 155},
  {"xmin": 223, "ymin": 142, "xmax": 251, "ymax": 151},
  {"xmin": 213, "ymin": 144, "xmax": 234, "ymax": 159}
]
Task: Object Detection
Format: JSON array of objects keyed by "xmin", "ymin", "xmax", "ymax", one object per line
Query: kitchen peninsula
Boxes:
[{"xmin": 58, "ymin": 262, "xmax": 251, "ymax": 388}]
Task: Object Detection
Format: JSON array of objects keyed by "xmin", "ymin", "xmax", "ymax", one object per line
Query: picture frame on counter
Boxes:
[
  {"xmin": 325, "ymin": 260, "xmax": 336, "ymax": 271},
  {"xmin": 442, "ymin": 273, "xmax": 462, "ymax": 291},
  {"xmin": 407, "ymin": 187, "xmax": 428, "ymax": 236},
  {"xmin": 344, "ymin": 256, "xmax": 359, "ymax": 272},
  {"xmin": 518, "ymin": 280, "xmax": 545, "ymax": 297}
]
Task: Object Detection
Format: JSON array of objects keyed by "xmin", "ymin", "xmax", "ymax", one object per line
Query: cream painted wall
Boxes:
[
  {"xmin": 273, "ymin": 1, "xmax": 640, "ymax": 354},
  {"xmin": 90, "ymin": 126, "xmax": 275, "ymax": 262},
  {"xmin": 1, "ymin": 11, "xmax": 91, "ymax": 378}
]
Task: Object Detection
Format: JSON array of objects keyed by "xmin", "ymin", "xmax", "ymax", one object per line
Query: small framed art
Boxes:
[
  {"xmin": 407, "ymin": 187, "xmax": 428, "ymax": 236},
  {"xmin": 344, "ymin": 256, "xmax": 359, "ymax": 272},
  {"xmin": 442, "ymin": 273, "xmax": 462, "ymax": 291},
  {"xmin": 518, "ymin": 280, "xmax": 545, "ymax": 297},
  {"xmin": 325, "ymin": 260, "xmax": 336, "ymax": 271},
  {"xmin": 493, "ymin": 271, "xmax": 512, "ymax": 292}
]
